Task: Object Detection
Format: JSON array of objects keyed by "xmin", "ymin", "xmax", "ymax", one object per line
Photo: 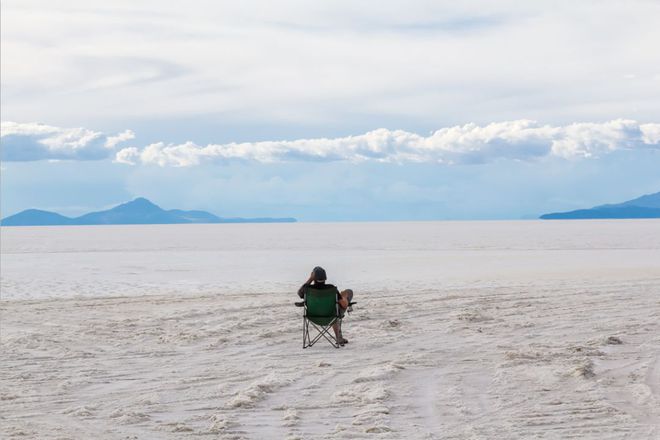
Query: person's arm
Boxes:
[
  {"xmin": 297, "ymin": 283, "xmax": 308, "ymax": 299},
  {"xmin": 297, "ymin": 272, "xmax": 315, "ymax": 298}
]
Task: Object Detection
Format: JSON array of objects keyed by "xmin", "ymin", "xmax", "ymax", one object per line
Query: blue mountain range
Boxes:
[
  {"xmin": 1, "ymin": 198, "xmax": 296, "ymax": 226},
  {"xmin": 540, "ymin": 192, "xmax": 660, "ymax": 219}
]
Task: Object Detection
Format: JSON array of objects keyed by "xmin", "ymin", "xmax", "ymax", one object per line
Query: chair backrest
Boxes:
[{"xmin": 305, "ymin": 286, "xmax": 339, "ymax": 325}]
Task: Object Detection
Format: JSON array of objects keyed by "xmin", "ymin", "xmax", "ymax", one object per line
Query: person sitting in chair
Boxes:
[{"xmin": 298, "ymin": 266, "xmax": 353, "ymax": 345}]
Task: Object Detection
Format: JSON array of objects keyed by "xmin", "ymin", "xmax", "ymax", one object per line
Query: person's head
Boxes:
[{"xmin": 312, "ymin": 266, "xmax": 327, "ymax": 283}]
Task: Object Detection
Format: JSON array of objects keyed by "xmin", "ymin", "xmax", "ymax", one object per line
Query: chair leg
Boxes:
[
  {"xmin": 307, "ymin": 319, "xmax": 340, "ymax": 348},
  {"xmin": 303, "ymin": 316, "xmax": 310, "ymax": 349},
  {"xmin": 302, "ymin": 317, "xmax": 344, "ymax": 349}
]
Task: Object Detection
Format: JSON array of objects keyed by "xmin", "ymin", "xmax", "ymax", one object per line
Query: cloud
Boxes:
[
  {"xmin": 3, "ymin": 119, "xmax": 658, "ymax": 165},
  {"xmin": 115, "ymin": 119, "xmax": 660, "ymax": 167},
  {"xmin": 3, "ymin": 2, "xmax": 660, "ymax": 128},
  {"xmin": 105, "ymin": 129, "xmax": 135, "ymax": 148},
  {"xmin": 640, "ymin": 123, "xmax": 660, "ymax": 145},
  {"xmin": 113, "ymin": 146, "xmax": 140, "ymax": 165},
  {"xmin": 1, "ymin": 121, "xmax": 134, "ymax": 161}
]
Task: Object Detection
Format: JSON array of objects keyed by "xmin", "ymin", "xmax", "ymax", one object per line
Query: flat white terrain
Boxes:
[{"xmin": 1, "ymin": 221, "xmax": 659, "ymax": 439}]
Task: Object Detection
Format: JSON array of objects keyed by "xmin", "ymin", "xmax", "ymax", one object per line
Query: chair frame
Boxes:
[{"xmin": 300, "ymin": 288, "xmax": 342, "ymax": 349}]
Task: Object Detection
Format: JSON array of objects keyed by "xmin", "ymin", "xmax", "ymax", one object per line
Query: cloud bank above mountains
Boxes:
[
  {"xmin": 2, "ymin": 119, "xmax": 659, "ymax": 166},
  {"xmin": 0, "ymin": 121, "xmax": 134, "ymax": 161}
]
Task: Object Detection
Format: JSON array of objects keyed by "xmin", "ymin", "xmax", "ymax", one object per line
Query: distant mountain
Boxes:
[
  {"xmin": 596, "ymin": 192, "xmax": 660, "ymax": 210},
  {"xmin": 540, "ymin": 192, "xmax": 660, "ymax": 219},
  {"xmin": 1, "ymin": 198, "xmax": 297, "ymax": 226},
  {"xmin": 1, "ymin": 209, "xmax": 74, "ymax": 226}
]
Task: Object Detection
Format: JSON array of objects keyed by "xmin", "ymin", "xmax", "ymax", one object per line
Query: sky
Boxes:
[{"xmin": 1, "ymin": 0, "xmax": 660, "ymax": 220}]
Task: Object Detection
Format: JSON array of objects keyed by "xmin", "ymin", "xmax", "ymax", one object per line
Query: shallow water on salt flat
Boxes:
[{"xmin": 2, "ymin": 220, "xmax": 659, "ymax": 300}]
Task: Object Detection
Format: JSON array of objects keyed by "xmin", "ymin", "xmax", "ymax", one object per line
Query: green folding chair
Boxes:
[{"xmin": 297, "ymin": 286, "xmax": 342, "ymax": 349}]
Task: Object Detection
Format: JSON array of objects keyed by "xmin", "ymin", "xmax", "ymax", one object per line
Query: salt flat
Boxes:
[{"xmin": 1, "ymin": 221, "xmax": 659, "ymax": 439}]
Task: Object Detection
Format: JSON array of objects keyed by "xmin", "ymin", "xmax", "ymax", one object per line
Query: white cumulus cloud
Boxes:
[
  {"xmin": 114, "ymin": 119, "xmax": 660, "ymax": 167},
  {"xmin": 1, "ymin": 121, "xmax": 134, "ymax": 161},
  {"xmin": 3, "ymin": 119, "xmax": 658, "ymax": 165},
  {"xmin": 105, "ymin": 129, "xmax": 135, "ymax": 148},
  {"xmin": 640, "ymin": 123, "xmax": 660, "ymax": 145}
]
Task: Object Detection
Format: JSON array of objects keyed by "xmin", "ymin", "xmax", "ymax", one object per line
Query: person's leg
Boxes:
[
  {"xmin": 341, "ymin": 289, "xmax": 353, "ymax": 300},
  {"xmin": 340, "ymin": 289, "xmax": 353, "ymax": 310},
  {"xmin": 331, "ymin": 321, "xmax": 347, "ymax": 346},
  {"xmin": 332, "ymin": 322, "xmax": 342, "ymax": 341},
  {"xmin": 336, "ymin": 289, "xmax": 353, "ymax": 345}
]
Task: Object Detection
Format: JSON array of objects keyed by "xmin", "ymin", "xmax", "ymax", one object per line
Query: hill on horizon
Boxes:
[
  {"xmin": 1, "ymin": 198, "xmax": 297, "ymax": 226},
  {"xmin": 540, "ymin": 192, "xmax": 660, "ymax": 219}
]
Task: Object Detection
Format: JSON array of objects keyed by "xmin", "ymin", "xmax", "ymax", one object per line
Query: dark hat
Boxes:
[{"xmin": 312, "ymin": 266, "xmax": 327, "ymax": 282}]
